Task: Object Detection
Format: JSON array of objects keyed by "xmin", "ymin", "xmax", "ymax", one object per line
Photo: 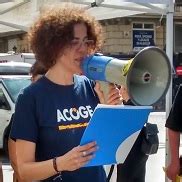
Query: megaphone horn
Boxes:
[{"xmin": 82, "ymin": 46, "xmax": 171, "ymax": 106}]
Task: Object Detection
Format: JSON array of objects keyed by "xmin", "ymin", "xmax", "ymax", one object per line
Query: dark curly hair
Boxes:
[
  {"xmin": 30, "ymin": 61, "xmax": 47, "ymax": 77},
  {"xmin": 29, "ymin": 3, "xmax": 103, "ymax": 69}
]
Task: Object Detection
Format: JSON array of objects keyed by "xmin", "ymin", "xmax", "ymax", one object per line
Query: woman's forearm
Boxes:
[
  {"xmin": 168, "ymin": 128, "xmax": 180, "ymax": 162},
  {"xmin": 18, "ymin": 159, "xmax": 58, "ymax": 181}
]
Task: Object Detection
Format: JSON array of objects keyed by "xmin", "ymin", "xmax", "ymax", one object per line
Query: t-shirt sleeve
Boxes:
[
  {"xmin": 165, "ymin": 85, "xmax": 182, "ymax": 132},
  {"xmin": 10, "ymin": 89, "xmax": 38, "ymax": 143},
  {"xmin": 5, "ymin": 113, "xmax": 14, "ymax": 139}
]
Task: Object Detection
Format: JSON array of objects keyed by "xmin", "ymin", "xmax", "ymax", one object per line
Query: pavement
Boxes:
[
  {"xmin": 2, "ymin": 112, "xmax": 169, "ymax": 182},
  {"xmin": 145, "ymin": 112, "xmax": 166, "ymax": 182},
  {"xmin": 2, "ymin": 165, "xmax": 13, "ymax": 182}
]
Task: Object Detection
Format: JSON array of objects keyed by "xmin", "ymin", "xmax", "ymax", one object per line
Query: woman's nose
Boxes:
[{"xmin": 78, "ymin": 42, "xmax": 87, "ymax": 54}]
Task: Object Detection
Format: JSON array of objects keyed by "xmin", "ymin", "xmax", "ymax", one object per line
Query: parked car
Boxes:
[
  {"xmin": 0, "ymin": 61, "xmax": 31, "ymax": 75},
  {"xmin": 0, "ymin": 52, "xmax": 35, "ymax": 64},
  {"xmin": 0, "ymin": 62, "xmax": 31, "ymax": 153}
]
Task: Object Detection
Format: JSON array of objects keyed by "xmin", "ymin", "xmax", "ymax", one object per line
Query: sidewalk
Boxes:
[
  {"xmin": 2, "ymin": 165, "xmax": 13, "ymax": 182},
  {"xmin": 145, "ymin": 112, "xmax": 166, "ymax": 182}
]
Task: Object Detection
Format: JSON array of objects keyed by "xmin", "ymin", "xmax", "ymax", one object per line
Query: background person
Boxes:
[
  {"xmin": 165, "ymin": 84, "xmax": 182, "ymax": 182},
  {"xmin": 30, "ymin": 61, "xmax": 47, "ymax": 83},
  {"xmin": 8, "ymin": 61, "xmax": 47, "ymax": 182},
  {"xmin": 10, "ymin": 4, "xmax": 121, "ymax": 182},
  {"xmin": 116, "ymin": 85, "xmax": 149, "ymax": 182}
]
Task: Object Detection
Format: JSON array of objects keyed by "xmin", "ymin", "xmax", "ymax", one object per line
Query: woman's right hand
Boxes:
[
  {"xmin": 94, "ymin": 82, "xmax": 121, "ymax": 105},
  {"xmin": 166, "ymin": 159, "xmax": 180, "ymax": 182},
  {"xmin": 56, "ymin": 141, "xmax": 98, "ymax": 171},
  {"xmin": 119, "ymin": 85, "xmax": 130, "ymax": 103}
]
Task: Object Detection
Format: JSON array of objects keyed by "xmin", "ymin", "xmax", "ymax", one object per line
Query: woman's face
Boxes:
[{"xmin": 59, "ymin": 23, "xmax": 94, "ymax": 75}]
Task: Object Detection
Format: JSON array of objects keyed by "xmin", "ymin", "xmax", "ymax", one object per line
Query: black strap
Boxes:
[{"xmin": 107, "ymin": 165, "xmax": 115, "ymax": 182}]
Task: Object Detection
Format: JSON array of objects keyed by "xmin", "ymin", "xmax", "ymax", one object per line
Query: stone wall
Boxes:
[
  {"xmin": 101, "ymin": 17, "xmax": 165, "ymax": 55},
  {"xmin": 16, "ymin": 34, "xmax": 31, "ymax": 53},
  {"xmin": 102, "ymin": 24, "xmax": 132, "ymax": 54}
]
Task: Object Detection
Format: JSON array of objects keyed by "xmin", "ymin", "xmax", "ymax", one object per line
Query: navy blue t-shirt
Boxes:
[{"xmin": 10, "ymin": 75, "xmax": 106, "ymax": 182}]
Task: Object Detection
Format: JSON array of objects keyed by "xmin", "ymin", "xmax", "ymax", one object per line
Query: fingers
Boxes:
[
  {"xmin": 107, "ymin": 84, "xmax": 121, "ymax": 105},
  {"xmin": 94, "ymin": 82, "xmax": 122, "ymax": 104},
  {"xmin": 165, "ymin": 164, "xmax": 180, "ymax": 182},
  {"xmin": 74, "ymin": 144, "xmax": 97, "ymax": 159},
  {"xmin": 62, "ymin": 142, "xmax": 97, "ymax": 171},
  {"xmin": 79, "ymin": 141, "xmax": 97, "ymax": 152},
  {"xmin": 78, "ymin": 142, "xmax": 98, "ymax": 166},
  {"xmin": 119, "ymin": 86, "xmax": 130, "ymax": 102}
]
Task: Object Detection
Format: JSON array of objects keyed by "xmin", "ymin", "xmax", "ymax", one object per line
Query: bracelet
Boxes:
[{"xmin": 53, "ymin": 157, "xmax": 60, "ymax": 173}]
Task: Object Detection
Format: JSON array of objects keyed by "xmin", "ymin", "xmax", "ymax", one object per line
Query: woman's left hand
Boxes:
[{"xmin": 94, "ymin": 82, "xmax": 121, "ymax": 105}]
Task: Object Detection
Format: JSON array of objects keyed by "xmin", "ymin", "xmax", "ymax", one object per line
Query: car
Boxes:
[
  {"xmin": 0, "ymin": 52, "xmax": 36, "ymax": 64},
  {"xmin": 0, "ymin": 62, "xmax": 32, "ymax": 152},
  {"xmin": 0, "ymin": 61, "xmax": 31, "ymax": 75}
]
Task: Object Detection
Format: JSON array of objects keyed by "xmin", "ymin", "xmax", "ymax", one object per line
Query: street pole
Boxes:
[{"xmin": 165, "ymin": 0, "xmax": 174, "ymax": 182}]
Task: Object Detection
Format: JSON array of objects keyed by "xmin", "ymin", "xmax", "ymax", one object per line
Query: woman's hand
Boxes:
[
  {"xmin": 94, "ymin": 82, "xmax": 121, "ymax": 105},
  {"xmin": 166, "ymin": 159, "xmax": 180, "ymax": 182},
  {"xmin": 57, "ymin": 141, "xmax": 98, "ymax": 171},
  {"xmin": 119, "ymin": 85, "xmax": 130, "ymax": 103}
]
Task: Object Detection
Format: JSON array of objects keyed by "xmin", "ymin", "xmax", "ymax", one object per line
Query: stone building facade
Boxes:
[{"xmin": 100, "ymin": 16, "xmax": 165, "ymax": 55}]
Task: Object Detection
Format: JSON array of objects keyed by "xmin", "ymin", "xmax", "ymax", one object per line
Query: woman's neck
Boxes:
[{"xmin": 45, "ymin": 64, "xmax": 74, "ymax": 85}]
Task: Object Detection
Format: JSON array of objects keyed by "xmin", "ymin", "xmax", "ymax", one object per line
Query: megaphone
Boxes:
[{"xmin": 82, "ymin": 46, "xmax": 171, "ymax": 105}]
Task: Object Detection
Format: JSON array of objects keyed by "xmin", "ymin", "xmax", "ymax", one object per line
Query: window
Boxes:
[
  {"xmin": 3, "ymin": 77, "xmax": 31, "ymax": 103},
  {"xmin": 133, "ymin": 23, "xmax": 154, "ymax": 30},
  {"xmin": 144, "ymin": 24, "xmax": 154, "ymax": 29},
  {"xmin": 174, "ymin": 23, "xmax": 182, "ymax": 53},
  {"xmin": 0, "ymin": 89, "xmax": 10, "ymax": 110},
  {"xmin": 133, "ymin": 23, "xmax": 142, "ymax": 29},
  {"xmin": 132, "ymin": 22, "xmax": 155, "ymax": 52}
]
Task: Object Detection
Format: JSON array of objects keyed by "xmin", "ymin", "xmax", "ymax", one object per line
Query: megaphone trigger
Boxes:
[{"xmin": 122, "ymin": 59, "xmax": 133, "ymax": 76}]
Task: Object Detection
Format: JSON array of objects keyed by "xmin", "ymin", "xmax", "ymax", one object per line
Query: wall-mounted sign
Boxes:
[{"xmin": 133, "ymin": 30, "xmax": 154, "ymax": 51}]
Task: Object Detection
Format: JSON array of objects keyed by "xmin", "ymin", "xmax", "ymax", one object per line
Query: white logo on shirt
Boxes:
[{"xmin": 57, "ymin": 105, "xmax": 94, "ymax": 122}]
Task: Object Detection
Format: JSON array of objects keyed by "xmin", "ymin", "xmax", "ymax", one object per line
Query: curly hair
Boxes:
[
  {"xmin": 30, "ymin": 61, "xmax": 47, "ymax": 77},
  {"xmin": 29, "ymin": 3, "xmax": 103, "ymax": 69}
]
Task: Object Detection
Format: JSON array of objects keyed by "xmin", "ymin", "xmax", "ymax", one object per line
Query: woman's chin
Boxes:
[
  {"xmin": 75, "ymin": 68, "xmax": 83, "ymax": 75},
  {"xmin": 77, "ymin": 72, "xmax": 83, "ymax": 76},
  {"xmin": 72, "ymin": 70, "xmax": 82, "ymax": 76}
]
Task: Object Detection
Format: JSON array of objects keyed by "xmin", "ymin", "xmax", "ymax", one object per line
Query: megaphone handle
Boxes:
[{"xmin": 97, "ymin": 81, "xmax": 110, "ymax": 103}]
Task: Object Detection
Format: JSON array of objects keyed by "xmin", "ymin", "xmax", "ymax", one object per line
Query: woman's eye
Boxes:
[
  {"xmin": 71, "ymin": 40, "xmax": 79, "ymax": 46},
  {"xmin": 85, "ymin": 40, "xmax": 94, "ymax": 46}
]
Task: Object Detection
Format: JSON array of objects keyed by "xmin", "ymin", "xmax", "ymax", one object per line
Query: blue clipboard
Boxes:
[{"xmin": 80, "ymin": 104, "xmax": 152, "ymax": 167}]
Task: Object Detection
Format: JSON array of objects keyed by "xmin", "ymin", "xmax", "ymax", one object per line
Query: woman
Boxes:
[{"xmin": 10, "ymin": 4, "xmax": 120, "ymax": 182}]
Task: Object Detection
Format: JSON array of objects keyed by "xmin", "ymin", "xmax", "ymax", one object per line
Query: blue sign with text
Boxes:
[{"xmin": 133, "ymin": 30, "xmax": 154, "ymax": 51}]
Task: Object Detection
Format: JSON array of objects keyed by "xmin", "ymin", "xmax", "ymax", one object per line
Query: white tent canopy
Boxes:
[{"xmin": 0, "ymin": 0, "xmax": 173, "ymax": 32}]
